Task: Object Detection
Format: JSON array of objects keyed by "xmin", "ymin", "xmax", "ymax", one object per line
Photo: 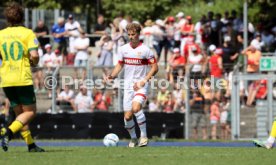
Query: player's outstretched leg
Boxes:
[
  {"xmin": 253, "ymin": 117, "xmax": 276, "ymax": 149},
  {"xmin": 134, "ymin": 110, "xmax": 148, "ymax": 147},
  {"xmin": 253, "ymin": 140, "xmax": 273, "ymax": 149}
]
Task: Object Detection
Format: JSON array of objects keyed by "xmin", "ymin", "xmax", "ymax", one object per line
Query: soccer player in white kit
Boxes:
[{"xmin": 104, "ymin": 23, "xmax": 158, "ymax": 147}]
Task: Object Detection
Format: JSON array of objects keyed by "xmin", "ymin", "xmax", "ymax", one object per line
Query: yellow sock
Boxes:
[
  {"xmin": 8, "ymin": 120, "xmax": 24, "ymax": 134},
  {"xmin": 270, "ymin": 118, "xmax": 276, "ymax": 138},
  {"xmin": 20, "ymin": 130, "xmax": 34, "ymax": 145}
]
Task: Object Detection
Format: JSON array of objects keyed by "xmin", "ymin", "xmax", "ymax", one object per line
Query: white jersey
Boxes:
[
  {"xmin": 65, "ymin": 21, "xmax": 81, "ymax": 40},
  {"xmin": 118, "ymin": 43, "xmax": 156, "ymax": 89}
]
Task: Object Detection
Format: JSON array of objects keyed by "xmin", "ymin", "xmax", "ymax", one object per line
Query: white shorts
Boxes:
[
  {"xmin": 220, "ymin": 111, "xmax": 228, "ymax": 124},
  {"xmin": 123, "ymin": 87, "xmax": 148, "ymax": 111}
]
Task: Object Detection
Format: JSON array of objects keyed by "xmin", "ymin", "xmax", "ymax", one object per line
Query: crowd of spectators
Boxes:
[{"xmin": 1, "ymin": 9, "xmax": 276, "ymax": 139}]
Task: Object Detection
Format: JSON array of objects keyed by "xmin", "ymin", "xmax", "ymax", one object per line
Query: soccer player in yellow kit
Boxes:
[
  {"xmin": 0, "ymin": 2, "xmax": 44, "ymax": 152},
  {"xmin": 253, "ymin": 118, "xmax": 276, "ymax": 149}
]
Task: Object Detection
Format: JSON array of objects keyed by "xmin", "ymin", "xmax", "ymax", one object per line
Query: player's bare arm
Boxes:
[
  {"xmin": 133, "ymin": 62, "xmax": 158, "ymax": 91},
  {"xmin": 103, "ymin": 63, "xmax": 124, "ymax": 83},
  {"xmin": 29, "ymin": 50, "xmax": 40, "ymax": 66}
]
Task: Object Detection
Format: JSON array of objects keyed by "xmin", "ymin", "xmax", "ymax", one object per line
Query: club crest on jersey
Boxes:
[{"xmin": 34, "ymin": 38, "xmax": 39, "ymax": 45}]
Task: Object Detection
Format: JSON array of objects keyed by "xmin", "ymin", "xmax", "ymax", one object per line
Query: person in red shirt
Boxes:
[
  {"xmin": 94, "ymin": 89, "xmax": 112, "ymax": 111},
  {"xmin": 166, "ymin": 48, "xmax": 185, "ymax": 83},
  {"xmin": 246, "ymin": 79, "xmax": 267, "ymax": 106},
  {"xmin": 181, "ymin": 16, "xmax": 194, "ymax": 38},
  {"xmin": 209, "ymin": 48, "xmax": 223, "ymax": 100},
  {"xmin": 183, "ymin": 35, "xmax": 201, "ymax": 60}
]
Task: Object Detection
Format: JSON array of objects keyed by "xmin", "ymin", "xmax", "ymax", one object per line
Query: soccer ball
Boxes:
[{"xmin": 103, "ymin": 133, "xmax": 119, "ymax": 147}]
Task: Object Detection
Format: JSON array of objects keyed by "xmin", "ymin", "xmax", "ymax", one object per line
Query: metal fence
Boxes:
[{"xmin": 231, "ymin": 71, "xmax": 276, "ymax": 140}]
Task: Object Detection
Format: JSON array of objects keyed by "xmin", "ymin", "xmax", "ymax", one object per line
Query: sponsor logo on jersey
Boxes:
[{"xmin": 123, "ymin": 58, "xmax": 148, "ymax": 65}]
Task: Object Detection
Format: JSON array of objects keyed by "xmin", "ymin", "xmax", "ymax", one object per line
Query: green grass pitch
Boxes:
[{"xmin": 0, "ymin": 146, "xmax": 275, "ymax": 165}]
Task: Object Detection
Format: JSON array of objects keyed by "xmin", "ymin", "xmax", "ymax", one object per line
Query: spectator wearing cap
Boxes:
[
  {"xmin": 208, "ymin": 44, "xmax": 216, "ymax": 55},
  {"xmin": 52, "ymin": 17, "xmax": 67, "ymax": 61},
  {"xmin": 194, "ymin": 15, "xmax": 207, "ymax": 49},
  {"xmin": 65, "ymin": 14, "xmax": 84, "ymax": 55},
  {"xmin": 180, "ymin": 16, "xmax": 194, "ymax": 57},
  {"xmin": 250, "ymin": 33, "xmax": 264, "ymax": 51},
  {"xmin": 74, "ymin": 32, "xmax": 90, "ymax": 80},
  {"xmin": 164, "ymin": 16, "xmax": 176, "ymax": 66},
  {"xmin": 176, "ymin": 12, "xmax": 186, "ymax": 28},
  {"xmin": 33, "ymin": 20, "xmax": 49, "ymax": 53},
  {"xmin": 167, "ymin": 48, "xmax": 185, "ymax": 84},
  {"xmin": 181, "ymin": 16, "xmax": 194, "ymax": 37},
  {"xmin": 42, "ymin": 44, "xmax": 54, "ymax": 68},
  {"xmin": 221, "ymin": 36, "xmax": 239, "ymax": 75},
  {"xmin": 175, "ymin": 12, "xmax": 187, "ymax": 48},
  {"xmin": 42, "ymin": 44, "xmax": 56, "ymax": 98},
  {"xmin": 72, "ymin": 85, "xmax": 94, "ymax": 113},
  {"xmin": 183, "ymin": 35, "xmax": 201, "ymax": 60},
  {"xmin": 242, "ymin": 43, "xmax": 261, "ymax": 74},
  {"xmin": 209, "ymin": 48, "xmax": 223, "ymax": 100},
  {"xmin": 187, "ymin": 45, "xmax": 204, "ymax": 81}
]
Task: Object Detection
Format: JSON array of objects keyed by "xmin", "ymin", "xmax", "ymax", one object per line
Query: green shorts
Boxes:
[{"xmin": 3, "ymin": 85, "xmax": 36, "ymax": 107}]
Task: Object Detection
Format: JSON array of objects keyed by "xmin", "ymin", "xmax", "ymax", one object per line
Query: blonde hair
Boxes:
[
  {"xmin": 57, "ymin": 17, "xmax": 65, "ymax": 24},
  {"xmin": 126, "ymin": 23, "xmax": 141, "ymax": 34}
]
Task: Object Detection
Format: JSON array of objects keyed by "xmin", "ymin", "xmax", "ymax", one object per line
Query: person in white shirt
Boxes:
[
  {"xmin": 175, "ymin": 12, "xmax": 187, "ymax": 48},
  {"xmin": 187, "ymin": 46, "xmax": 204, "ymax": 80},
  {"xmin": 65, "ymin": 14, "xmax": 83, "ymax": 54},
  {"xmin": 104, "ymin": 23, "xmax": 158, "ymax": 147},
  {"xmin": 73, "ymin": 86, "xmax": 94, "ymax": 113},
  {"xmin": 56, "ymin": 85, "xmax": 74, "ymax": 111},
  {"xmin": 42, "ymin": 45, "xmax": 62, "ymax": 98},
  {"xmin": 74, "ymin": 32, "xmax": 90, "ymax": 80},
  {"xmin": 148, "ymin": 98, "xmax": 158, "ymax": 112},
  {"xmin": 33, "ymin": 46, "xmax": 45, "ymax": 93}
]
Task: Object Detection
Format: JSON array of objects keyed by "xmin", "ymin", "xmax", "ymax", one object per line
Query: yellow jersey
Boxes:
[{"xmin": 0, "ymin": 26, "xmax": 39, "ymax": 87}]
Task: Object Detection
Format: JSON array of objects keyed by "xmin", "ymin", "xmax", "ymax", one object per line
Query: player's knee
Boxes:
[{"xmin": 132, "ymin": 107, "xmax": 140, "ymax": 113}]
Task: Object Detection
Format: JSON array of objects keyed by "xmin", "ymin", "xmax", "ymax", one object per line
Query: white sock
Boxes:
[
  {"xmin": 134, "ymin": 110, "xmax": 147, "ymax": 138},
  {"xmin": 267, "ymin": 136, "xmax": 275, "ymax": 144},
  {"xmin": 124, "ymin": 118, "xmax": 137, "ymax": 139}
]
